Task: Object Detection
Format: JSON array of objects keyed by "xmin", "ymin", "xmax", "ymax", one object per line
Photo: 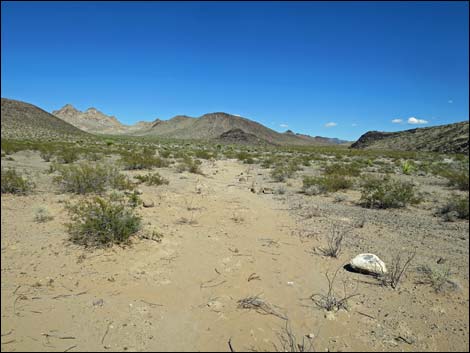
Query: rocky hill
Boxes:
[
  {"xmin": 1, "ymin": 98, "xmax": 89, "ymax": 140},
  {"xmin": 52, "ymin": 104, "xmax": 344, "ymax": 146},
  {"xmin": 52, "ymin": 104, "xmax": 130, "ymax": 134},
  {"xmin": 351, "ymin": 121, "xmax": 469, "ymax": 153}
]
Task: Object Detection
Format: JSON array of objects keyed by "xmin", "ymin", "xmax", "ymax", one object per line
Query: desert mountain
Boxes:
[
  {"xmin": 1, "ymin": 98, "xmax": 88, "ymax": 140},
  {"xmin": 351, "ymin": 121, "xmax": 469, "ymax": 154},
  {"xmin": 52, "ymin": 104, "xmax": 130, "ymax": 134},
  {"xmin": 52, "ymin": 105, "xmax": 344, "ymax": 146}
]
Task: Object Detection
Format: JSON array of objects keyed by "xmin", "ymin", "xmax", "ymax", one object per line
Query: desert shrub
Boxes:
[
  {"xmin": 120, "ymin": 148, "xmax": 169, "ymax": 170},
  {"xmin": 176, "ymin": 157, "xmax": 203, "ymax": 174},
  {"xmin": 194, "ymin": 149, "xmax": 214, "ymax": 160},
  {"xmin": 1, "ymin": 168, "xmax": 35, "ymax": 195},
  {"xmin": 377, "ymin": 251, "xmax": 416, "ymax": 289},
  {"xmin": 442, "ymin": 169, "xmax": 469, "ymax": 191},
  {"xmin": 324, "ymin": 163, "xmax": 361, "ymax": 177},
  {"xmin": 359, "ymin": 176, "xmax": 421, "ymax": 209},
  {"xmin": 39, "ymin": 147, "xmax": 55, "ymax": 162},
  {"xmin": 34, "ymin": 207, "xmax": 54, "ymax": 223},
  {"xmin": 159, "ymin": 149, "xmax": 171, "ymax": 158},
  {"xmin": 66, "ymin": 195, "xmax": 141, "ymax": 247},
  {"xmin": 302, "ymin": 175, "xmax": 352, "ymax": 194},
  {"xmin": 56, "ymin": 148, "xmax": 80, "ymax": 164},
  {"xmin": 417, "ymin": 264, "xmax": 455, "ymax": 293},
  {"xmin": 53, "ymin": 163, "xmax": 134, "ymax": 194},
  {"xmin": 135, "ymin": 172, "xmax": 169, "ymax": 186},
  {"xmin": 436, "ymin": 195, "xmax": 469, "ymax": 220},
  {"xmin": 311, "ymin": 268, "xmax": 358, "ymax": 311},
  {"xmin": 319, "ymin": 226, "xmax": 345, "ymax": 258}
]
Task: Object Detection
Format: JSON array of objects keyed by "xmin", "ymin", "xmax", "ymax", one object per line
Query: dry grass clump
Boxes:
[
  {"xmin": 66, "ymin": 194, "xmax": 142, "ymax": 247},
  {"xmin": 1, "ymin": 167, "xmax": 35, "ymax": 195},
  {"xmin": 34, "ymin": 207, "xmax": 54, "ymax": 223}
]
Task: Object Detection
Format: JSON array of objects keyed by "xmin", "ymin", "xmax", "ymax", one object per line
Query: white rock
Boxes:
[{"xmin": 350, "ymin": 253, "xmax": 387, "ymax": 275}]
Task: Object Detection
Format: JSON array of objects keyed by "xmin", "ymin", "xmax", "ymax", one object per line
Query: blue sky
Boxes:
[{"xmin": 2, "ymin": 1, "xmax": 468, "ymax": 140}]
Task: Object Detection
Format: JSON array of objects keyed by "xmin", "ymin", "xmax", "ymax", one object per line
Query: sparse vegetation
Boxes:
[
  {"xmin": 437, "ymin": 195, "xmax": 469, "ymax": 221},
  {"xmin": 359, "ymin": 176, "xmax": 421, "ymax": 208},
  {"xmin": 34, "ymin": 207, "xmax": 54, "ymax": 223},
  {"xmin": 1, "ymin": 167, "xmax": 35, "ymax": 195},
  {"xmin": 65, "ymin": 194, "xmax": 142, "ymax": 247},
  {"xmin": 135, "ymin": 172, "xmax": 169, "ymax": 186},
  {"xmin": 302, "ymin": 175, "xmax": 353, "ymax": 194},
  {"xmin": 417, "ymin": 264, "xmax": 455, "ymax": 293},
  {"xmin": 377, "ymin": 251, "xmax": 416, "ymax": 289},
  {"xmin": 53, "ymin": 162, "xmax": 134, "ymax": 194},
  {"xmin": 319, "ymin": 226, "xmax": 345, "ymax": 258},
  {"xmin": 311, "ymin": 268, "xmax": 358, "ymax": 311}
]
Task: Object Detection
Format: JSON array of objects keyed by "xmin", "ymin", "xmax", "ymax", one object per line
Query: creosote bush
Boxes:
[
  {"xmin": 1, "ymin": 168, "xmax": 35, "ymax": 195},
  {"xmin": 120, "ymin": 148, "xmax": 169, "ymax": 170},
  {"xmin": 135, "ymin": 172, "xmax": 169, "ymax": 186},
  {"xmin": 34, "ymin": 207, "xmax": 54, "ymax": 223},
  {"xmin": 66, "ymin": 194, "xmax": 142, "ymax": 247},
  {"xmin": 359, "ymin": 176, "xmax": 421, "ymax": 209},
  {"xmin": 302, "ymin": 175, "xmax": 352, "ymax": 194},
  {"xmin": 437, "ymin": 195, "xmax": 469, "ymax": 220},
  {"xmin": 53, "ymin": 162, "xmax": 134, "ymax": 194}
]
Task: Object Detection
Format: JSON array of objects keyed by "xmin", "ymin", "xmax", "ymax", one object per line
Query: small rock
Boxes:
[
  {"xmin": 93, "ymin": 298, "xmax": 104, "ymax": 307},
  {"xmin": 350, "ymin": 253, "xmax": 387, "ymax": 275},
  {"xmin": 135, "ymin": 189, "xmax": 143, "ymax": 195},
  {"xmin": 143, "ymin": 200, "xmax": 154, "ymax": 208}
]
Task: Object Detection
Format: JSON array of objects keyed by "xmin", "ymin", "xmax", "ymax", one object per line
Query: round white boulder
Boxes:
[{"xmin": 350, "ymin": 253, "xmax": 387, "ymax": 275}]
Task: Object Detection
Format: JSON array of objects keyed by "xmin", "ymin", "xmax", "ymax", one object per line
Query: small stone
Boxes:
[{"xmin": 143, "ymin": 200, "xmax": 154, "ymax": 208}]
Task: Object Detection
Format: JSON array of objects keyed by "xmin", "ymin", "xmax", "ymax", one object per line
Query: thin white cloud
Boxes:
[
  {"xmin": 324, "ymin": 122, "xmax": 337, "ymax": 127},
  {"xmin": 280, "ymin": 123, "xmax": 289, "ymax": 128},
  {"xmin": 351, "ymin": 123, "xmax": 357, "ymax": 127},
  {"xmin": 408, "ymin": 117, "xmax": 428, "ymax": 125},
  {"xmin": 392, "ymin": 118, "xmax": 403, "ymax": 124}
]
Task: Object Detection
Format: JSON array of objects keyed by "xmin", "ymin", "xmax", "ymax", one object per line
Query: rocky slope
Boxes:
[
  {"xmin": 52, "ymin": 104, "xmax": 344, "ymax": 146},
  {"xmin": 1, "ymin": 98, "xmax": 89, "ymax": 140},
  {"xmin": 52, "ymin": 104, "xmax": 129, "ymax": 134},
  {"xmin": 351, "ymin": 121, "xmax": 469, "ymax": 154}
]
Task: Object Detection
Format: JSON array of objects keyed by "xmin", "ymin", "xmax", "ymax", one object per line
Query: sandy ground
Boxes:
[{"xmin": 1, "ymin": 151, "xmax": 469, "ymax": 351}]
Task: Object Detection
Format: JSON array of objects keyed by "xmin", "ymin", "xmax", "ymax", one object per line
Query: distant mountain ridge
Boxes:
[
  {"xmin": 52, "ymin": 104, "xmax": 345, "ymax": 146},
  {"xmin": 351, "ymin": 121, "xmax": 469, "ymax": 153}
]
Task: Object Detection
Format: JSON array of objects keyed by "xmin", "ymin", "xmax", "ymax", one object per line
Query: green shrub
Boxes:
[
  {"xmin": 442, "ymin": 169, "xmax": 469, "ymax": 191},
  {"xmin": 66, "ymin": 195, "xmax": 142, "ymax": 247},
  {"xmin": 324, "ymin": 163, "xmax": 361, "ymax": 177},
  {"xmin": 57, "ymin": 148, "xmax": 80, "ymax": 164},
  {"xmin": 302, "ymin": 175, "xmax": 353, "ymax": 194},
  {"xmin": 176, "ymin": 157, "xmax": 203, "ymax": 174},
  {"xmin": 359, "ymin": 176, "xmax": 421, "ymax": 209},
  {"xmin": 53, "ymin": 163, "xmax": 134, "ymax": 194},
  {"xmin": 120, "ymin": 148, "xmax": 169, "ymax": 170},
  {"xmin": 1, "ymin": 168, "xmax": 35, "ymax": 195},
  {"xmin": 135, "ymin": 172, "xmax": 169, "ymax": 186},
  {"xmin": 437, "ymin": 195, "xmax": 469, "ymax": 220}
]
